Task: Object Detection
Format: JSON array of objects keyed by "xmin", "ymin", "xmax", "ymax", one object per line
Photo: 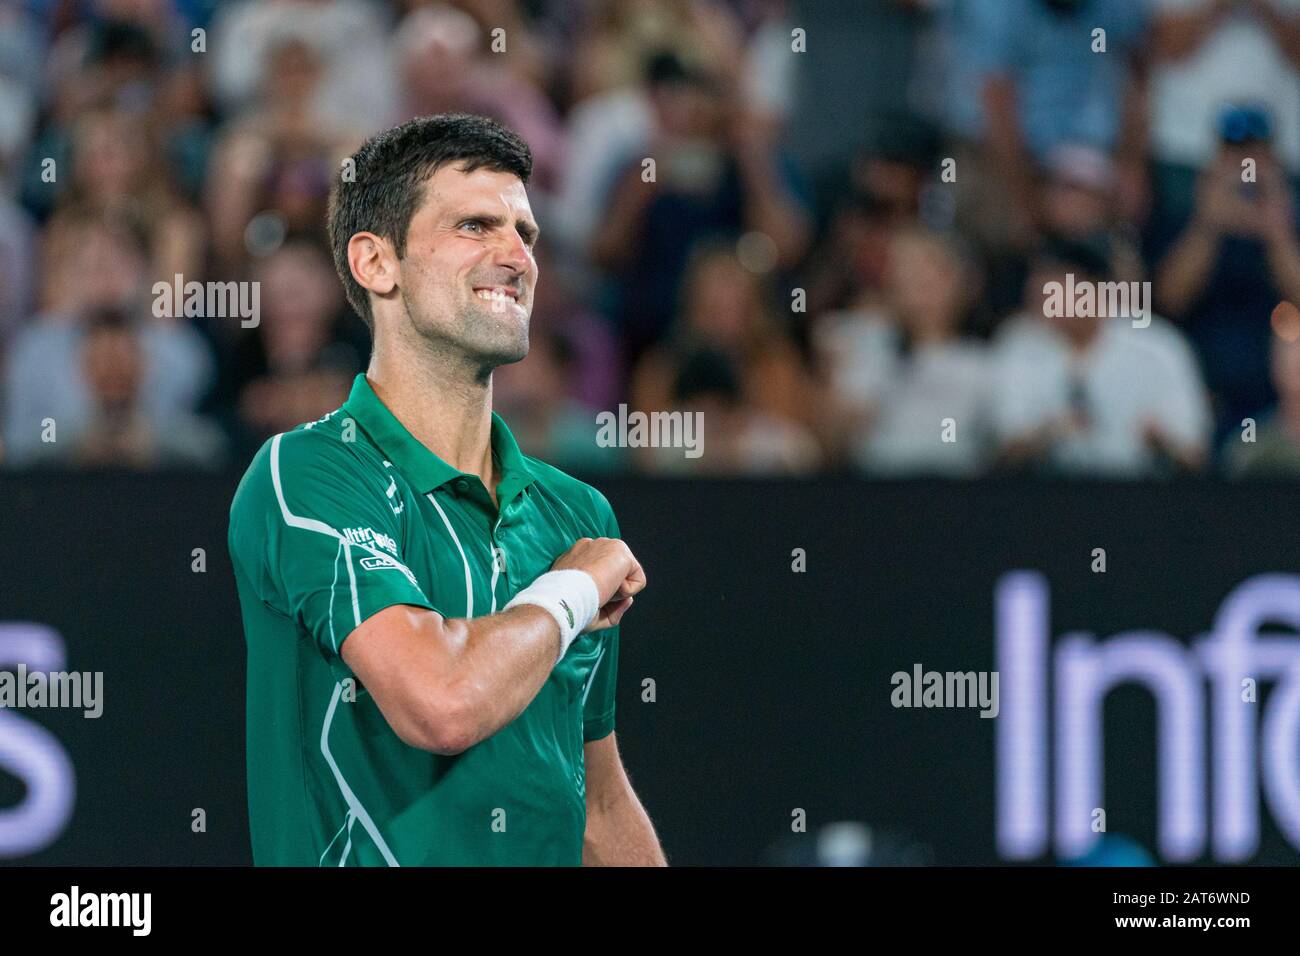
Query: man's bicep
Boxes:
[{"xmin": 339, "ymin": 604, "xmax": 454, "ymax": 751}]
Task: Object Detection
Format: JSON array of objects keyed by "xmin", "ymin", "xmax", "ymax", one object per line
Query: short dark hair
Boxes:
[{"xmin": 327, "ymin": 113, "xmax": 533, "ymax": 329}]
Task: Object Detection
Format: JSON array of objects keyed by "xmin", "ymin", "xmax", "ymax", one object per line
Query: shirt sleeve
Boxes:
[
  {"xmin": 581, "ymin": 491, "xmax": 621, "ymax": 742},
  {"xmin": 242, "ymin": 429, "xmax": 441, "ymax": 661}
]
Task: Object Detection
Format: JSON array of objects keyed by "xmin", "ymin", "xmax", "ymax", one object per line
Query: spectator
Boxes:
[
  {"xmin": 23, "ymin": 13, "xmax": 178, "ymax": 221},
  {"xmin": 815, "ymin": 227, "xmax": 993, "ymax": 475},
  {"xmin": 392, "ymin": 4, "xmax": 564, "ymax": 188},
  {"xmin": 630, "ymin": 243, "xmax": 818, "ymax": 447},
  {"xmin": 941, "ymin": 0, "xmax": 1148, "ymax": 257},
  {"xmin": 991, "ymin": 235, "xmax": 1212, "ymax": 476},
  {"xmin": 3, "ymin": 213, "xmax": 215, "ymax": 466},
  {"xmin": 1151, "ymin": 106, "xmax": 1300, "ymax": 432},
  {"xmin": 640, "ymin": 347, "xmax": 822, "ymax": 475},
  {"xmin": 1041, "ymin": 143, "xmax": 1145, "ymax": 279},
  {"xmin": 0, "ymin": 1, "xmax": 42, "ymax": 168},
  {"xmin": 25, "ymin": 308, "xmax": 226, "ymax": 469},
  {"xmin": 42, "ymin": 8, "xmax": 180, "ymax": 117},
  {"xmin": 0, "ymin": 180, "xmax": 36, "ymax": 343},
  {"xmin": 21, "ymin": 7, "xmax": 218, "ymax": 207},
  {"xmin": 591, "ymin": 52, "xmax": 811, "ymax": 370},
  {"xmin": 444, "ymin": 0, "xmax": 557, "ymax": 94},
  {"xmin": 45, "ymin": 105, "xmax": 205, "ymax": 295},
  {"xmin": 549, "ymin": 54, "xmax": 656, "ymax": 268},
  {"xmin": 221, "ymin": 237, "xmax": 364, "ymax": 456},
  {"xmin": 1225, "ymin": 319, "xmax": 1300, "ymax": 474},
  {"xmin": 800, "ymin": 118, "xmax": 939, "ymax": 320},
  {"xmin": 208, "ymin": 0, "xmax": 397, "ymax": 136},
  {"xmin": 1149, "ymin": 0, "xmax": 1300, "ymax": 176},
  {"xmin": 555, "ymin": 0, "xmax": 753, "ymax": 256},
  {"xmin": 568, "ymin": 0, "xmax": 745, "ymax": 104},
  {"xmin": 204, "ymin": 36, "xmax": 355, "ymax": 272},
  {"xmin": 5, "ymin": 0, "xmax": 1295, "ymax": 481}
]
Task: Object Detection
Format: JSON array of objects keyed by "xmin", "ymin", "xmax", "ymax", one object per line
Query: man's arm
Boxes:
[
  {"xmin": 342, "ymin": 537, "xmax": 644, "ymax": 756},
  {"xmin": 981, "ymin": 74, "xmax": 1039, "ymax": 241},
  {"xmin": 582, "ymin": 732, "xmax": 666, "ymax": 866},
  {"xmin": 588, "ymin": 160, "xmax": 659, "ymax": 269},
  {"xmin": 342, "ymin": 602, "xmax": 566, "ymax": 754}
]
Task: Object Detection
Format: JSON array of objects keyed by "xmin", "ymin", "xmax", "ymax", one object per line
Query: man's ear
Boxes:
[{"xmin": 348, "ymin": 232, "xmax": 398, "ymax": 300}]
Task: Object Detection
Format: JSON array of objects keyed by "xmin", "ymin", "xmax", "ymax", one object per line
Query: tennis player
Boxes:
[{"xmin": 228, "ymin": 113, "xmax": 664, "ymax": 866}]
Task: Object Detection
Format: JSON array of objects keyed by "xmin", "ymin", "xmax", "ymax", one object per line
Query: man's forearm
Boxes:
[
  {"xmin": 345, "ymin": 603, "xmax": 564, "ymax": 755},
  {"xmin": 981, "ymin": 77, "xmax": 1039, "ymax": 232},
  {"xmin": 440, "ymin": 605, "xmax": 564, "ymax": 748},
  {"xmin": 737, "ymin": 151, "xmax": 811, "ymax": 267},
  {"xmin": 430, "ymin": 569, "xmax": 602, "ymax": 750},
  {"xmin": 1155, "ymin": 222, "xmax": 1221, "ymax": 317},
  {"xmin": 589, "ymin": 169, "xmax": 655, "ymax": 268},
  {"xmin": 583, "ymin": 788, "xmax": 667, "ymax": 866}
]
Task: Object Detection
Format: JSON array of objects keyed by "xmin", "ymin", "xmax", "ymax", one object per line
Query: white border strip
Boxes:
[{"xmin": 426, "ymin": 492, "xmax": 474, "ymax": 618}]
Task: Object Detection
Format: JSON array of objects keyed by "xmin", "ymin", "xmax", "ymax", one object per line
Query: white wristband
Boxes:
[{"xmin": 505, "ymin": 569, "xmax": 601, "ymax": 662}]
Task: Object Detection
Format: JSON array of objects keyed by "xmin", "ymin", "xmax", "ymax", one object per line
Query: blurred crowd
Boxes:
[{"xmin": 3, "ymin": 0, "xmax": 1300, "ymax": 477}]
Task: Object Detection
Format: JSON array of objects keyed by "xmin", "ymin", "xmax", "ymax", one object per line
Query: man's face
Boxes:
[{"xmin": 396, "ymin": 164, "xmax": 538, "ymax": 370}]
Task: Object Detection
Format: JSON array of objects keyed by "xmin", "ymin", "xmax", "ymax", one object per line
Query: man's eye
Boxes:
[{"xmin": 461, "ymin": 221, "xmax": 483, "ymax": 234}]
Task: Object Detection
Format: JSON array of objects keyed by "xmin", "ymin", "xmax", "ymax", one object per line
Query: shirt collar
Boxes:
[{"xmin": 342, "ymin": 374, "xmax": 536, "ymax": 503}]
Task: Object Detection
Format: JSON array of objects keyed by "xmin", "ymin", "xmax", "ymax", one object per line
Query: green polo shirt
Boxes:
[{"xmin": 228, "ymin": 374, "xmax": 620, "ymax": 866}]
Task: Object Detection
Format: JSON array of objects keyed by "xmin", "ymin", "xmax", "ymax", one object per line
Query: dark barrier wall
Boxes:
[{"xmin": 1, "ymin": 475, "xmax": 1298, "ymax": 865}]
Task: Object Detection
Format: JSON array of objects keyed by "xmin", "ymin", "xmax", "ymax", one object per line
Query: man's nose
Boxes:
[{"xmin": 494, "ymin": 229, "xmax": 533, "ymax": 273}]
